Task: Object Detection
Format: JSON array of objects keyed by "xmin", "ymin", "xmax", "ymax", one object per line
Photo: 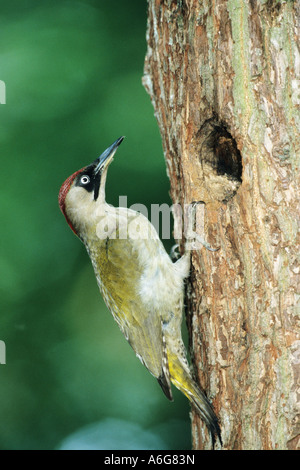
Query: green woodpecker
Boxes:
[{"xmin": 58, "ymin": 137, "xmax": 222, "ymax": 447}]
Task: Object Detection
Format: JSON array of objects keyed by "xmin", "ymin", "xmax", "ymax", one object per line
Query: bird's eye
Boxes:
[{"xmin": 80, "ymin": 175, "xmax": 90, "ymax": 185}]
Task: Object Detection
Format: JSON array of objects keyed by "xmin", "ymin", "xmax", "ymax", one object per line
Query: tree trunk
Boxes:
[{"xmin": 143, "ymin": 0, "xmax": 299, "ymax": 450}]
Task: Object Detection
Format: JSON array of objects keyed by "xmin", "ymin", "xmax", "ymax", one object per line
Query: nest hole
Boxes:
[
  {"xmin": 203, "ymin": 125, "xmax": 242, "ymax": 181},
  {"xmin": 199, "ymin": 120, "xmax": 243, "ymax": 202}
]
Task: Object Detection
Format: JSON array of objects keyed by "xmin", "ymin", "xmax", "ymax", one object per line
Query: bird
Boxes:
[{"xmin": 58, "ymin": 136, "xmax": 222, "ymax": 447}]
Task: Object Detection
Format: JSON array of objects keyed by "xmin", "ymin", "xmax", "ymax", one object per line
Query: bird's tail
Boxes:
[{"xmin": 169, "ymin": 356, "xmax": 222, "ymax": 448}]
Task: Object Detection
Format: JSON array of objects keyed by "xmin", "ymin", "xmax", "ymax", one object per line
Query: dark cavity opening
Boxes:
[
  {"xmin": 198, "ymin": 119, "xmax": 243, "ymax": 202},
  {"xmin": 203, "ymin": 125, "xmax": 242, "ymax": 182}
]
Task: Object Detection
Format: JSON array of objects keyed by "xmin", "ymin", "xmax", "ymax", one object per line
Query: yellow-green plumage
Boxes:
[
  {"xmin": 60, "ymin": 138, "xmax": 221, "ymax": 447},
  {"xmin": 86, "ymin": 208, "xmax": 186, "ymax": 385}
]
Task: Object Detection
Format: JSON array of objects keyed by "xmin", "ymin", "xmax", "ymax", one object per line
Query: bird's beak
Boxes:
[{"xmin": 94, "ymin": 136, "xmax": 124, "ymax": 174}]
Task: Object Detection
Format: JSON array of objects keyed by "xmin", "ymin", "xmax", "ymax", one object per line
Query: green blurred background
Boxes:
[{"xmin": 0, "ymin": 0, "xmax": 191, "ymax": 450}]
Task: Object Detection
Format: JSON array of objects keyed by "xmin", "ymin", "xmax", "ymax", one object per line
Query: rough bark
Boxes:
[{"xmin": 143, "ymin": 0, "xmax": 299, "ymax": 450}]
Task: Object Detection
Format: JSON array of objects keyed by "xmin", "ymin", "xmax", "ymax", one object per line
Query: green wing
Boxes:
[{"xmin": 89, "ymin": 235, "xmax": 172, "ymax": 397}]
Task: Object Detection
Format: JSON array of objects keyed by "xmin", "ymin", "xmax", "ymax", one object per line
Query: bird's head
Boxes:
[{"xmin": 58, "ymin": 136, "xmax": 124, "ymax": 238}]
